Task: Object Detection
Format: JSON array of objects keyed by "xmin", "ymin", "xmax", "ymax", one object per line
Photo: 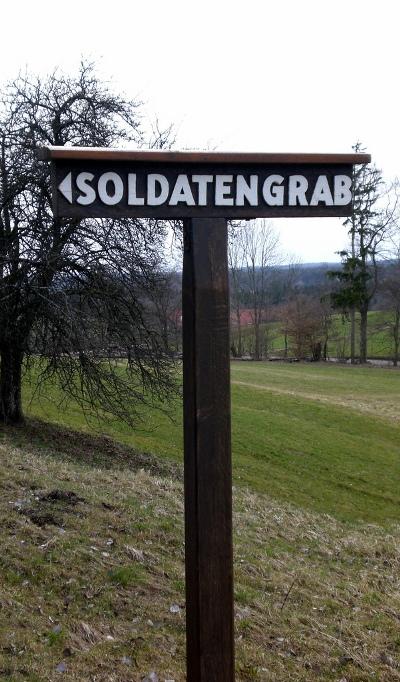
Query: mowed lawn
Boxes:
[{"xmin": 24, "ymin": 361, "xmax": 400, "ymax": 526}]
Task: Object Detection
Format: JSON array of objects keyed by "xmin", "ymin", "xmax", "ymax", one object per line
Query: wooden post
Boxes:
[{"xmin": 182, "ymin": 217, "xmax": 235, "ymax": 682}]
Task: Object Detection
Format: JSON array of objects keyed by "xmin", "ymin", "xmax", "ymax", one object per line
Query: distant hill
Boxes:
[{"xmin": 228, "ymin": 260, "xmax": 394, "ymax": 307}]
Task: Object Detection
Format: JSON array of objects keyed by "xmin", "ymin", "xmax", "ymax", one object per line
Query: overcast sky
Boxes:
[{"xmin": 2, "ymin": 0, "xmax": 399, "ymax": 262}]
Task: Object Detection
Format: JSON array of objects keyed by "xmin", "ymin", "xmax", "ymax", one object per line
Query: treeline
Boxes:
[
  {"xmin": 225, "ymin": 151, "xmax": 400, "ymax": 364},
  {"xmin": 156, "ymin": 255, "xmax": 400, "ymax": 365},
  {"xmin": 155, "ymin": 149, "xmax": 400, "ymax": 365},
  {"xmin": 227, "ymin": 257, "xmax": 400, "ymax": 363},
  {"xmin": 1, "ymin": 60, "xmax": 399, "ymax": 426}
]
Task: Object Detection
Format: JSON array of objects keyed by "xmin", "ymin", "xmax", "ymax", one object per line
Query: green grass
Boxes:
[
  {"xmin": 329, "ymin": 310, "xmax": 398, "ymax": 358},
  {"xmin": 0, "ymin": 426, "xmax": 400, "ymax": 680},
  {"xmin": 230, "ymin": 363, "xmax": 400, "ymax": 523},
  {"xmin": 108, "ymin": 564, "xmax": 147, "ymax": 587},
  {"xmin": 23, "ymin": 361, "xmax": 400, "ymax": 525}
]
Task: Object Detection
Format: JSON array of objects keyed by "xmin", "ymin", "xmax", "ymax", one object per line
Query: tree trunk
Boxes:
[
  {"xmin": 350, "ymin": 307, "xmax": 356, "ymax": 364},
  {"xmin": 235, "ymin": 306, "xmax": 242, "ymax": 357},
  {"xmin": 359, "ymin": 306, "xmax": 368, "ymax": 364},
  {"xmin": 323, "ymin": 338, "xmax": 328, "ymax": 361},
  {"xmin": 254, "ymin": 321, "xmax": 260, "ymax": 360},
  {"xmin": 393, "ymin": 309, "xmax": 400, "ymax": 367},
  {"xmin": 350, "ymin": 221, "xmax": 356, "ymax": 364},
  {"xmin": 0, "ymin": 345, "xmax": 24, "ymax": 423}
]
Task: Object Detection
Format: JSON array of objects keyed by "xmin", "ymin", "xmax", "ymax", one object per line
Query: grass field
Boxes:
[
  {"xmin": 0, "ymin": 361, "xmax": 399, "ymax": 679},
  {"xmin": 1, "ymin": 421, "xmax": 400, "ymax": 681},
  {"xmin": 23, "ymin": 361, "xmax": 400, "ymax": 525}
]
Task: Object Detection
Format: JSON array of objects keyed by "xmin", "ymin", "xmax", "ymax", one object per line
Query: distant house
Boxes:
[
  {"xmin": 170, "ymin": 309, "xmax": 183, "ymax": 328},
  {"xmin": 230, "ymin": 309, "xmax": 254, "ymax": 327}
]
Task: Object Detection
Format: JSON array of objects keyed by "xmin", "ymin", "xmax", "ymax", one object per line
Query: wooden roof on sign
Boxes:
[{"xmin": 38, "ymin": 147, "xmax": 371, "ymax": 165}]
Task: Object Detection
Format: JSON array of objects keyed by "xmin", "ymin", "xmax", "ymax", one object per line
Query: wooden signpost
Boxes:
[{"xmin": 40, "ymin": 147, "xmax": 370, "ymax": 681}]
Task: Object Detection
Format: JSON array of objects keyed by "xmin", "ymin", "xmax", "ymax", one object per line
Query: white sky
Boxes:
[{"xmin": 2, "ymin": 0, "xmax": 399, "ymax": 262}]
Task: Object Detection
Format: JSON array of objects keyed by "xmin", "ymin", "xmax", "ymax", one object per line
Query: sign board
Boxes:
[
  {"xmin": 39, "ymin": 146, "xmax": 371, "ymax": 682},
  {"xmin": 39, "ymin": 148, "xmax": 371, "ymax": 220}
]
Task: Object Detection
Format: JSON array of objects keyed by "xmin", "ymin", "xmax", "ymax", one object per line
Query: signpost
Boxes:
[{"xmin": 40, "ymin": 147, "xmax": 371, "ymax": 681}]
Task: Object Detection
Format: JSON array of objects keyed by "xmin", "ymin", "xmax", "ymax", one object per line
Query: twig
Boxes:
[{"xmin": 280, "ymin": 577, "xmax": 296, "ymax": 610}]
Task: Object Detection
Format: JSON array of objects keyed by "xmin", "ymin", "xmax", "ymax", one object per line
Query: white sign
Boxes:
[{"xmin": 58, "ymin": 171, "xmax": 352, "ymax": 209}]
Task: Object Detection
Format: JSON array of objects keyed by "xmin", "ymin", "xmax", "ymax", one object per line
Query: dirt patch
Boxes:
[
  {"xmin": 20, "ymin": 488, "xmax": 86, "ymax": 527},
  {"xmin": 39, "ymin": 489, "xmax": 84, "ymax": 505}
]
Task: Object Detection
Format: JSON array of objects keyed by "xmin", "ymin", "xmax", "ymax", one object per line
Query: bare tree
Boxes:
[
  {"xmin": 380, "ymin": 266, "xmax": 400, "ymax": 365},
  {"xmin": 228, "ymin": 222, "xmax": 246, "ymax": 357},
  {"xmin": 240, "ymin": 220, "xmax": 280, "ymax": 360},
  {"xmin": 0, "ymin": 63, "xmax": 176, "ymax": 424},
  {"xmin": 329, "ymin": 143, "xmax": 398, "ymax": 363},
  {"xmin": 281, "ymin": 294, "xmax": 329, "ymax": 361},
  {"xmin": 151, "ymin": 270, "xmax": 182, "ymax": 354},
  {"xmin": 319, "ymin": 294, "xmax": 334, "ymax": 360},
  {"xmin": 379, "ymin": 222, "xmax": 400, "ymax": 365},
  {"xmin": 279, "ymin": 260, "xmax": 301, "ymax": 358}
]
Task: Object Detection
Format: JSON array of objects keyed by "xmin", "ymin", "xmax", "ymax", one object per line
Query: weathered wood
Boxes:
[
  {"xmin": 42, "ymin": 145, "xmax": 372, "ymax": 220},
  {"xmin": 39, "ymin": 146, "xmax": 371, "ymax": 165},
  {"xmin": 182, "ymin": 217, "xmax": 234, "ymax": 682}
]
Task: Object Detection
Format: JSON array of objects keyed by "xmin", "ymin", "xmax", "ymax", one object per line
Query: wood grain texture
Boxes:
[
  {"xmin": 182, "ymin": 218, "xmax": 234, "ymax": 681},
  {"xmin": 39, "ymin": 146, "xmax": 371, "ymax": 165}
]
